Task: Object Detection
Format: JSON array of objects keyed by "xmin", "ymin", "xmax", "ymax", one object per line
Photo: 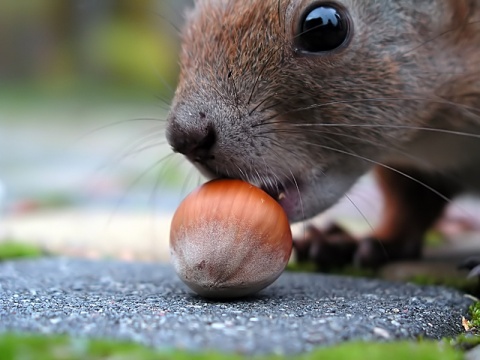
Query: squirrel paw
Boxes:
[
  {"xmin": 293, "ymin": 223, "xmax": 358, "ymax": 271},
  {"xmin": 293, "ymin": 224, "xmax": 424, "ymax": 270}
]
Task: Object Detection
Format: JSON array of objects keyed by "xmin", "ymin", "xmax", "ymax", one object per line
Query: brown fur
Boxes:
[{"xmin": 166, "ymin": 0, "xmax": 480, "ymax": 267}]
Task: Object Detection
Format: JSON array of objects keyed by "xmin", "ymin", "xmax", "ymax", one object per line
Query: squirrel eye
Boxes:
[{"xmin": 297, "ymin": 3, "xmax": 350, "ymax": 53}]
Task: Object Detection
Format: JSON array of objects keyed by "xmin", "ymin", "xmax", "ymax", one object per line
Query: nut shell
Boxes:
[{"xmin": 170, "ymin": 179, "xmax": 292, "ymax": 298}]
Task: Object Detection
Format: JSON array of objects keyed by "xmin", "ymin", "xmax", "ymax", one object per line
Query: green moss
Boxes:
[
  {"xmin": 304, "ymin": 340, "xmax": 462, "ymax": 360},
  {"xmin": 468, "ymin": 302, "xmax": 480, "ymax": 328},
  {"xmin": 286, "ymin": 261, "xmax": 318, "ymax": 273},
  {"xmin": 291, "ymin": 262, "xmax": 480, "ymax": 298},
  {"xmin": 0, "ymin": 241, "xmax": 44, "ymax": 261},
  {"xmin": 450, "ymin": 333, "xmax": 480, "ymax": 352},
  {"xmin": 450, "ymin": 301, "xmax": 480, "ymax": 351},
  {"xmin": 407, "ymin": 274, "xmax": 479, "ymax": 295},
  {"xmin": 0, "ymin": 334, "xmax": 169, "ymax": 360},
  {"xmin": 327, "ymin": 265, "xmax": 377, "ymax": 279},
  {"xmin": 424, "ymin": 230, "xmax": 446, "ymax": 248},
  {"xmin": 0, "ymin": 333, "xmax": 466, "ymax": 360},
  {"xmin": 286, "ymin": 262, "xmax": 376, "ymax": 279}
]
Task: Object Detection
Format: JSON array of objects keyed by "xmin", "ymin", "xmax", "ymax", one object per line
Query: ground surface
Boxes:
[
  {"xmin": 0, "ymin": 258, "xmax": 473, "ymax": 356},
  {"xmin": 2, "ymin": 101, "xmax": 480, "ymax": 357}
]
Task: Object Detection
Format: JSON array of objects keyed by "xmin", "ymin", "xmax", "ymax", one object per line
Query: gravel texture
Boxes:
[{"xmin": 0, "ymin": 258, "xmax": 473, "ymax": 355}]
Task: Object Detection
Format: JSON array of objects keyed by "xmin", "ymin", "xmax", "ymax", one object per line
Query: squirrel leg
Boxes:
[
  {"xmin": 354, "ymin": 165, "xmax": 460, "ymax": 268},
  {"xmin": 293, "ymin": 165, "xmax": 461, "ymax": 270}
]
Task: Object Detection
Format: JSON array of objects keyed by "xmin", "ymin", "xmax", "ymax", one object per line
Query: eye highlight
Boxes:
[{"xmin": 296, "ymin": 3, "xmax": 351, "ymax": 53}]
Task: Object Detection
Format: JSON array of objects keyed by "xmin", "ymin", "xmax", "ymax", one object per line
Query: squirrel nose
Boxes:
[{"xmin": 166, "ymin": 115, "xmax": 217, "ymax": 162}]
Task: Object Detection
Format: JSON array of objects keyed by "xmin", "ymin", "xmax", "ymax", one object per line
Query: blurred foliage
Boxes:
[
  {"xmin": 0, "ymin": 0, "xmax": 184, "ymax": 102},
  {"xmin": 0, "ymin": 333, "xmax": 466, "ymax": 360},
  {"xmin": 468, "ymin": 302, "xmax": 480, "ymax": 328},
  {"xmin": 0, "ymin": 241, "xmax": 44, "ymax": 261},
  {"xmin": 407, "ymin": 274, "xmax": 479, "ymax": 296},
  {"xmin": 87, "ymin": 20, "xmax": 178, "ymax": 93}
]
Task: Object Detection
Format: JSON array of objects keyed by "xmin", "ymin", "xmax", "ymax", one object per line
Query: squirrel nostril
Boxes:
[
  {"xmin": 197, "ymin": 123, "xmax": 216, "ymax": 149},
  {"xmin": 167, "ymin": 116, "xmax": 217, "ymax": 162},
  {"xmin": 191, "ymin": 123, "xmax": 217, "ymax": 162}
]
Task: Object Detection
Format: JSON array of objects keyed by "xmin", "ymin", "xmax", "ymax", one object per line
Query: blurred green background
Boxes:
[
  {"xmin": 0, "ymin": 0, "xmax": 187, "ymax": 100},
  {"xmin": 2, "ymin": 0, "xmax": 477, "ymax": 263},
  {"xmin": 0, "ymin": 0, "xmax": 201, "ymax": 260}
]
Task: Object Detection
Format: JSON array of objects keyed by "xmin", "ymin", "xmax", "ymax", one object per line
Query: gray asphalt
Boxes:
[{"xmin": 0, "ymin": 258, "xmax": 473, "ymax": 355}]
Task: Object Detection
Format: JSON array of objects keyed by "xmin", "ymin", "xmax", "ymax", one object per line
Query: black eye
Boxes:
[{"xmin": 297, "ymin": 3, "xmax": 350, "ymax": 53}]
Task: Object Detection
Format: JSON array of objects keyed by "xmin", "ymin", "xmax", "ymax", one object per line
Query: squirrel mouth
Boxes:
[
  {"xmin": 199, "ymin": 166, "xmax": 286, "ymax": 200},
  {"xmin": 194, "ymin": 164, "xmax": 301, "ymax": 220},
  {"xmin": 260, "ymin": 183, "xmax": 287, "ymax": 202},
  {"xmin": 242, "ymin": 180, "xmax": 300, "ymax": 219},
  {"xmin": 264, "ymin": 183, "xmax": 301, "ymax": 219}
]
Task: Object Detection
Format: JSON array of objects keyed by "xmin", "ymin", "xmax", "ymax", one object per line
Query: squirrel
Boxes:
[{"xmin": 165, "ymin": 0, "xmax": 480, "ymax": 269}]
